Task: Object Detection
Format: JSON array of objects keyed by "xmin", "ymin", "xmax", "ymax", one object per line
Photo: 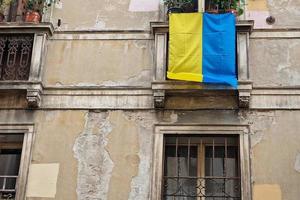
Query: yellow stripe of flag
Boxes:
[{"xmin": 167, "ymin": 13, "xmax": 203, "ymax": 82}]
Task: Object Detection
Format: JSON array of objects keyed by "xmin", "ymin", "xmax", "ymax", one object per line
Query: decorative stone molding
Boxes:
[
  {"xmin": 150, "ymin": 20, "xmax": 254, "ymax": 109},
  {"xmin": 0, "ymin": 23, "xmax": 53, "ymax": 108},
  {"xmin": 26, "ymin": 87, "xmax": 42, "ymax": 108},
  {"xmin": 153, "ymin": 90, "xmax": 165, "ymax": 108},
  {"xmin": 238, "ymin": 81, "xmax": 253, "ymax": 108}
]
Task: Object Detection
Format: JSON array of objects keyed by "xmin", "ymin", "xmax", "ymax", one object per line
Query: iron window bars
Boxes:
[
  {"xmin": 0, "ymin": 34, "xmax": 34, "ymax": 81},
  {"xmin": 163, "ymin": 135, "xmax": 241, "ymax": 200}
]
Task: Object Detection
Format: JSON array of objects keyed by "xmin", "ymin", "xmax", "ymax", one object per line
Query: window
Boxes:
[
  {"xmin": 151, "ymin": 125, "xmax": 251, "ymax": 200},
  {"xmin": 0, "ymin": 134, "xmax": 23, "ymax": 199},
  {"xmin": 163, "ymin": 135, "xmax": 240, "ymax": 199},
  {"xmin": 0, "ymin": 125, "xmax": 34, "ymax": 200},
  {"xmin": 0, "ymin": 34, "xmax": 34, "ymax": 81}
]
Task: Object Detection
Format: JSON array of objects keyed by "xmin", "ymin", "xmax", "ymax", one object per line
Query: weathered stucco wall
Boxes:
[
  {"xmin": 249, "ymin": 38, "xmax": 300, "ymax": 87},
  {"xmin": 250, "ymin": 111, "xmax": 300, "ymax": 200},
  {"xmin": 44, "ymin": 39, "xmax": 153, "ymax": 86},
  {"xmin": 246, "ymin": 0, "xmax": 300, "ymax": 28},
  {"xmin": 29, "ymin": 111, "xmax": 86, "ymax": 200},
  {"xmin": 51, "ymin": 0, "xmax": 160, "ymax": 31},
  {"xmin": 0, "ymin": 1, "xmax": 300, "ymax": 200},
  {"xmin": 1, "ymin": 110, "xmax": 300, "ymax": 199}
]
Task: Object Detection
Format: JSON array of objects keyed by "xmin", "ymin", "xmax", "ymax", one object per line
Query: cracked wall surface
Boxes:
[
  {"xmin": 73, "ymin": 112, "xmax": 114, "ymax": 200},
  {"xmin": 249, "ymin": 111, "xmax": 300, "ymax": 200},
  {"xmin": 51, "ymin": 0, "xmax": 159, "ymax": 31},
  {"xmin": 1, "ymin": 1, "xmax": 300, "ymax": 199},
  {"xmin": 1, "ymin": 110, "xmax": 300, "ymax": 199},
  {"xmin": 29, "ymin": 110, "xmax": 86, "ymax": 200},
  {"xmin": 72, "ymin": 111, "xmax": 155, "ymax": 200},
  {"xmin": 246, "ymin": 0, "xmax": 300, "ymax": 28},
  {"xmin": 249, "ymin": 39, "xmax": 300, "ymax": 87},
  {"xmin": 267, "ymin": 0, "xmax": 300, "ymax": 28},
  {"xmin": 44, "ymin": 40, "xmax": 153, "ymax": 86}
]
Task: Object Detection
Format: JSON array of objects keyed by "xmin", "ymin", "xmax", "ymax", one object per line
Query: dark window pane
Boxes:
[{"xmin": 0, "ymin": 134, "xmax": 23, "ymax": 197}]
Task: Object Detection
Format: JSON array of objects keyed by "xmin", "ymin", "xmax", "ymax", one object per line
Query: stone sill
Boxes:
[
  {"xmin": 0, "ymin": 22, "xmax": 54, "ymax": 36},
  {"xmin": 152, "ymin": 80, "xmax": 235, "ymax": 91},
  {"xmin": 152, "ymin": 80, "xmax": 252, "ymax": 108}
]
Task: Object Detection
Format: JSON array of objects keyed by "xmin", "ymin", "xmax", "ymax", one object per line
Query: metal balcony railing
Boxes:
[
  {"xmin": 0, "ymin": 34, "xmax": 34, "ymax": 81},
  {"xmin": 0, "ymin": 175, "xmax": 17, "ymax": 200}
]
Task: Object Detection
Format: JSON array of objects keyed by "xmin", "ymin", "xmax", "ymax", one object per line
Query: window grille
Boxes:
[
  {"xmin": 0, "ymin": 134, "xmax": 23, "ymax": 200},
  {"xmin": 163, "ymin": 135, "xmax": 241, "ymax": 200},
  {"xmin": 0, "ymin": 34, "xmax": 34, "ymax": 81}
]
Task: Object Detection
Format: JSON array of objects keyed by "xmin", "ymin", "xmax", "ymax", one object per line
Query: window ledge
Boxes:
[
  {"xmin": 152, "ymin": 81, "xmax": 252, "ymax": 108},
  {"xmin": 0, "ymin": 22, "xmax": 54, "ymax": 36}
]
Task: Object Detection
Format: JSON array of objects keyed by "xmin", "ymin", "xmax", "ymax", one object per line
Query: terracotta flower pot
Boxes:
[
  {"xmin": 225, "ymin": 9, "xmax": 238, "ymax": 16},
  {"xmin": 25, "ymin": 11, "xmax": 41, "ymax": 23},
  {"xmin": 0, "ymin": 13, "xmax": 5, "ymax": 22}
]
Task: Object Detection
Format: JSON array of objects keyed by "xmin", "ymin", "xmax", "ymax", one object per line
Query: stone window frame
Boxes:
[
  {"xmin": 151, "ymin": 124, "xmax": 251, "ymax": 200},
  {"xmin": 0, "ymin": 124, "xmax": 35, "ymax": 200}
]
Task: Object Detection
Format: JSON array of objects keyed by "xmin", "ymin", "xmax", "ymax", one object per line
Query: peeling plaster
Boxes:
[
  {"xmin": 238, "ymin": 111, "xmax": 276, "ymax": 147},
  {"xmin": 294, "ymin": 153, "xmax": 300, "ymax": 173},
  {"xmin": 106, "ymin": 111, "xmax": 141, "ymax": 200},
  {"xmin": 250, "ymin": 112, "xmax": 276, "ymax": 147},
  {"xmin": 98, "ymin": 69, "xmax": 152, "ymax": 87},
  {"xmin": 73, "ymin": 112, "xmax": 114, "ymax": 200},
  {"xmin": 52, "ymin": 0, "xmax": 159, "ymax": 31},
  {"xmin": 250, "ymin": 39, "xmax": 300, "ymax": 87},
  {"xmin": 267, "ymin": 0, "xmax": 300, "ymax": 27},
  {"xmin": 123, "ymin": 111, "xmax": 157, "ymax": 199},
  {"xmin": 45, "ymin": 39, "xmax": 153, "ymax": 86}
]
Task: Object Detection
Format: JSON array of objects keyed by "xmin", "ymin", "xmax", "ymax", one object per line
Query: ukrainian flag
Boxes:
[{"xmin": 167, "ymin": 13, "xmax": 237, "ymax": 87}]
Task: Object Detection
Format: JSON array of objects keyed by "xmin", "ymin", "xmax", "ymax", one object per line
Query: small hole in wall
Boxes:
[
  {"xmin": 57, "ymin": 19, "xmax": 61, "ymax": 27},
  {"xmin": 266, "ymin": 16, "xmax": 275, "ymax": 25}
]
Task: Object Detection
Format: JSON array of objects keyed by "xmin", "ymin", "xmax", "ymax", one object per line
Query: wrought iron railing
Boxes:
[
  {"xmin": 0, "ymin": 34, "xmax": 33, "ymax": 81},
  {"xmin": 164, "ymin": 176, "xmax": 241, "ymax": 199},
  {"xmin": 0, "ymin": 175, "xmax": 17, "ymax": 200}
]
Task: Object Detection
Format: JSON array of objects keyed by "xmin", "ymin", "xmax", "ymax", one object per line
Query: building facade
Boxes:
[{"xmin": 0, "ymin": 0, "xmax": 300, "ymax": 199}]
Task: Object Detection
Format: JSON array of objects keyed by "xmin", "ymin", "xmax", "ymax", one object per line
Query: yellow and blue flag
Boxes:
[{"xmin": 167, "ymin": 13, "xmax": 237, "ymax": 87}]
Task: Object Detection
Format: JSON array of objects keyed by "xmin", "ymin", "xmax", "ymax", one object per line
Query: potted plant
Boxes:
[
  {"xmin": 0, "ymin": 0, "xmax": 14, "ymax": 22},
  {"xmin": 163, "ymin": 0, "xmax": 193, "ymax": 14},
  {"xmin": 207, "ymin": 0, "xmax": 245, "ymax": 16},
  {"xmin": 24, "ymin": 0, "xmax": 55, "ymax": 23}
]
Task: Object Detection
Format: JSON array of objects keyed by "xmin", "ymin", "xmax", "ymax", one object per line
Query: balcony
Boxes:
[
  {"xmin": 0, "ymin": 0, "xmax": 54, "ymax": 108},
  {"xmin": 150, "ymin": 19, "xmax": 254, "ymax": 109},
  {"xmin": 0, "ymin": 24, "xmax": 53, "ymax": 108}
]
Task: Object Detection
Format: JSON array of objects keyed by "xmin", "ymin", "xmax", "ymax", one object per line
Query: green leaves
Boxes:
[
  {"xmin": 163, "ymin": 0, "xmax": 193, "ymax": 11},
  {"xmin": 26, "ymin": 0, "xmax": 55, "ymax": 12},
  {"xmin": 208, "ymin": 0, "xmax": 245, "ymax": 16}
]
